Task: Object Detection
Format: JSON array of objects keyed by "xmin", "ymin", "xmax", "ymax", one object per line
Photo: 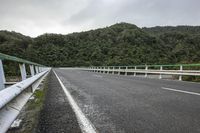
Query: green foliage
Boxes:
[{"xmin": 0, "ymin": 23, "xmax": 200, "ymax": 67}]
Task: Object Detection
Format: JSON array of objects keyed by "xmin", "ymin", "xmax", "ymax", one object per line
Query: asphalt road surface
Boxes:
[
  {"xmin": 54, "ymin": 68, "xmax": 200, "ymax": 133},
  {"xmin": 37, "ymin": 72, "xmax": 82, "ymax": 133}
]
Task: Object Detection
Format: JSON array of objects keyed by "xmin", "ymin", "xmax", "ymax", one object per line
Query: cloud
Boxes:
[{"xmin": 0, "ymin": 0, "xmax": 199, "ymax": 37}]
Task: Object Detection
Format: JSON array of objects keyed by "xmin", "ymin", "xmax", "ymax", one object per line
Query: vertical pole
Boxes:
[
  {"xmin": 0, "ymin": 60, "xmax": 5, "ymax": 90},
  {"xmin": 30, "ymin": 65, "xmax": 35, "ymax": 77},
  {"xmin": 118, "ymin": 67, "xmax": 120, "ymax": 75},
  {"xmin": 112, "ymin": 67, "xmax": 115, "ymax": 74},
  {"xmin": 35, "ymin": 66, "xmax": 38, "ymax": 74},
  {"xmin": 38, "ymin": 67, "xmax": 41, "ymax": 73},
  {"xmin": 125, "ymin": 66, "xmax": 128, "ymax": 76},
  {"xmin": 40, "ymin": 67, "xmax": 43, "ymax": 72},
  {"xmin": 179, "ymin": 65, "xmax": 183, "ymax": 81},
  {"xmin": 19, "ymin": 63, "xmax": 27, "ymax": 80},
  {"xmin": 159, "ymin": 66, "xmax": 163, "ymax": 79},
  {"xmin": 134, "ymin": 66, "xmax": 137, "ymax": 76},
  {"xmin": 145, "ymin": 66, "xmax": 148, "ymax": 77}
]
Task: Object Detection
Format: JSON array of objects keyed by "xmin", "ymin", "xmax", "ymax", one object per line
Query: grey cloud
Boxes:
[{"xmin": 0, "ymin": 0, "xmax": 199, "ymax": 37}]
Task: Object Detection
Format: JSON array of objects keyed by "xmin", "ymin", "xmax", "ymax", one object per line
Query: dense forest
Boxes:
[{"xmin": 0, "ymin": 23, "xmax": 200, "ymax": 67}]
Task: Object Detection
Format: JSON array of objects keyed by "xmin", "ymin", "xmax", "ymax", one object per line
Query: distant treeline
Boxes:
[{"xmin": 0, "ymin": 22, "xmax": 200, "ymax": 67}]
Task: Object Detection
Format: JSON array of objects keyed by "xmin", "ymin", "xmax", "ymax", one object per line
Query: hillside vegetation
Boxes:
[{"xmin": 0, "ymin": 23, "xmax": 200, "ymax": 67}]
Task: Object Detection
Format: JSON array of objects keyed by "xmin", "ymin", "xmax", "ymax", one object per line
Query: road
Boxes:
[
  {"xmin": 54, "ymin": 68, "xmax": 200, "ymax": 133},
  {"xmin": 37, "ymin": 72, "xmax": 81, "ymax": 133}
]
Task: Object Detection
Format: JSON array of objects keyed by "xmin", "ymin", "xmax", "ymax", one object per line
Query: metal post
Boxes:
[
  {"xmin": 145, "ymin": 66, "xmax": 148, "ymax": 77},
  {"xmin": 112, "ymin": 67, "xmax": 115, "ymax": 74},
  {"xmin": 0, "ymin": 60, "xmax": 5, "ymax": 90},
  {"xmin": 38, "ymin": 67, "xmax": 41, "ymax": 73},
  {"xmin": 40, "ymin": 67, "xmax": 42, "ymax": 72},
  {"xmin": 134, "ymin": 66, "xmax": 137, "ymax": 76},
  {"xmin": 159, "ymin": 66, "xmax": 163, "ymax": 79},
  {"xmin": 118, "ymin": 67, "xmax": 120, "ymax": 75},
  {"xmin": 35, "ymin": 66, "xmax": 38, "ymax": 74},
  {"xmin": 125, "ymin": 66, "xmax": 128, "ymax": 76},
  {"xmin": 19, "ymin": 63, "xmax": 27, "ymax": 80},
  {"xmin": 179, "ymin": 65, "xmax": 183, "ymax": 81},
  {"xmin": 108, "ymin": 67, "xmax": 110, "ymax": 74},
  {"xmin": 30, "ymin": 65, "xmax": 35, "ymax": 77},
  {"xmin": 38, "ymin": 66, "xmax": 40, "ymax": 73}
]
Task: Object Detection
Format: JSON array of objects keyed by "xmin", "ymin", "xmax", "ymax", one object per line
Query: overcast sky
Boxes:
[{"xmin": 0, "ymin": 0, "xmax": 200, "ymax": 37}]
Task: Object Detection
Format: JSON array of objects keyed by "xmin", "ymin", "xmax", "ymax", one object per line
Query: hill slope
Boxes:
[{"xmin": 0, "ymin": 23, "xmax": 200, "ymax": 67}]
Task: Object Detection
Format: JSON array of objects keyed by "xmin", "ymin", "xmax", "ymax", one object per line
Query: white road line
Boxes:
[
  {"xmin": 161, "ymin": 87, "xmax": 200, "ymax": 96},
  {"xmin": 53, "ymin": 71, "xmax": 97, "ymax": 133}
]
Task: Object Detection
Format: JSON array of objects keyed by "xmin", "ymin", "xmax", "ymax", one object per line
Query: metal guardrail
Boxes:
[
  {"xmin": 83, "ymin": 64, "xmax": 200, "ymax": 81},
  {"xmin": 0, "ymin": 53, "xmax": 51, "ymax": 133},
  {"xmin": 0, "ymin": 53, "xmax": 47, "ymax": 90}
]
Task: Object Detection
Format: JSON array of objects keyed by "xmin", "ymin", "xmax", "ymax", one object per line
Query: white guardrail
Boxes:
[
  {"xmin": 0, "ymin": 53, "xmax": 51, "ymax": 133},
  {"xmin": 83, "ymin": 64, "xmax": 200, "ymax": 81}
]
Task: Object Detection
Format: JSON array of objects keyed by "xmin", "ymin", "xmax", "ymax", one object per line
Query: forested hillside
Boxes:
[{"xmin": 0, "ymin": 23, "xmax": 200, "ymax": 67}]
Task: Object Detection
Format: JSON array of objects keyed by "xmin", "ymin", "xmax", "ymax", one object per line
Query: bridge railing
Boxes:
[
  {"xmin": 0, "ymin": 53, "xmax": 51, "ymax": 133},
  {"xmin": 0, "ymin": 53, "xmax": 50, "ymax": 90},
  {"xmin": 83, "ymin": 64, "xmax": 200, "ymax": 81}
]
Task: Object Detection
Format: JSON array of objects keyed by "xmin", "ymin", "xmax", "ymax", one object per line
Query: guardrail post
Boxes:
[
  {"xmin": 37, "ymin": 66, "xmax": 40, "ymax": 73},
  {"xmin": 118, "ymin": 67, "xmax": 120, "ymax": 75},
  {"xmin": 35, "ymin": 66, "xmax": 38, "ymax": 74},
  {"xmin": 134, "ymin": 66, "xmax": 137, "ymax": 76},
  {"xmin": 0, "ymin": 60, "xmax": 5, "ymax": 90},
  {"xmin": 179, "ymin": 65, "xmax": 183, "ymax": 81},
  {"xmin": 125, "ymin": 66, "xmax": 128, "ymax": 76},
  {"xmin": 39, "ymin": 67, "xmax": 41, "ymax": 73},
  {"xmin": 19, "ymin": 63, "xmax": 27, "ymax": 80},
  {"xmin": 112, "ymin": 67, "xmax": 115, "ymax": 74},
  {"xmin": 159, "ymin": 66, "xmax": 163, "ymax": 79},
  {"xmin": 145, "ymin": 66, "xmax": 148, "ymax": 77},
  {"xmin": 94, "ymin": 67, "xmax": 97, "ymax": 72},
  {"xmin": 30, "ymin": 65, "xmax": 35, "ymax": 76}
]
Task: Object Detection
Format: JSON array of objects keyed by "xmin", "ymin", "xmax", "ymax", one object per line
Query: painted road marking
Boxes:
[
  {"xmin": 161, "ymin": 87, "xmax": 200, "ymax": 96},
  {"xmin": 53, "ymin": 71, "xmax": 97, "ymax": 133}
]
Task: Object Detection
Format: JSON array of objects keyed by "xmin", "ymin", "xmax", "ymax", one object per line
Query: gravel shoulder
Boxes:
[{"xmin": 36, "ymin": 71, "xmax": 82, "ymax": 133}]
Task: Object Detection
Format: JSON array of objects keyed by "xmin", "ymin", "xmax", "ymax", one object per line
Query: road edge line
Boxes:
[
  {"xmin": 53, "ymin": 70, "xmax": 97, "ymax": 133},
  {"xmin": 161, "ymin": 87, "xmax": 200, "ymax": 96}
]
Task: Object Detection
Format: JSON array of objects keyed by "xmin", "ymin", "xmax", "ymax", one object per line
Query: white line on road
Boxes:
[
  {"xmin": 53, "ymin": 71, "xmax": 97, "ymax": 133},
  {"xmin": 161, "ymin": 87, "xmax": 200, "ymax": 96}
]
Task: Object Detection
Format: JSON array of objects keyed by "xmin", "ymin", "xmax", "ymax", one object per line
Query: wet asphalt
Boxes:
[{"xmin": 54, "ymin": 68, "xmax": 200, "ymax": 133}]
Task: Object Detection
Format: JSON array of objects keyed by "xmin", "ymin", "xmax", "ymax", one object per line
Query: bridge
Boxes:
[{"xmin": 0, "ymin": 53, "xmax": 200, "ymax": 133}]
